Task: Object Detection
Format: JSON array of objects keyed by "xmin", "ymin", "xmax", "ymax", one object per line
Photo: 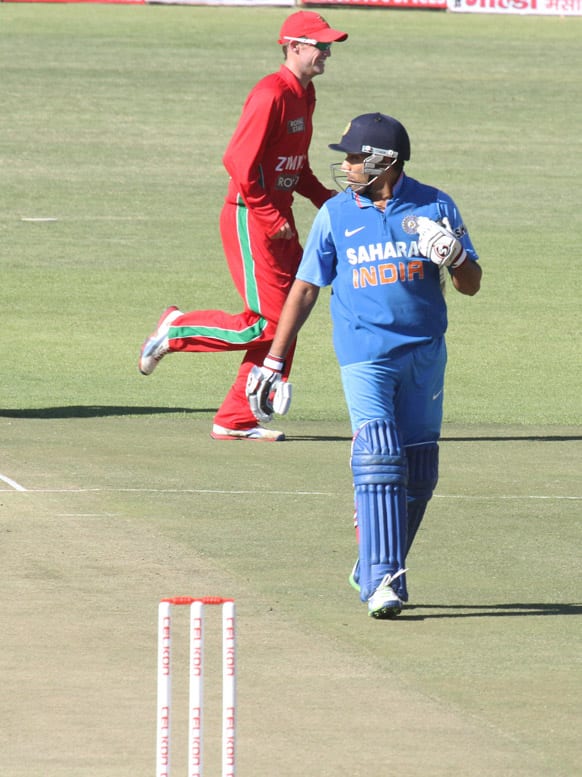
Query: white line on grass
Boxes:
[
  {"xmin": 18, "ymin": 216, "xmax": 149, "ymax": 222},
  {"xmin": 0, "ymin": 487, "xmax": 334, "ymax": 496},
  {"xmin": 0, "ymin": 474, "xmax": 27, "ymax": 491},
  {"xmin": 0, "ymin": 486, "xmax": 579, "ymax": 499},
  {"xmin": 433, "ymin": 494, "xmax": 581, "ymax": 500},
  {"xmin": 55, "ymin": 513, "xmax": 121, "ymax": 517},
  {"xmin": 0, "ymin": 473, "xmax": 26, "ymax": 491},
  {"xmin": 20, "ymin": 217, "xmax": 58, "ymax": 222}
]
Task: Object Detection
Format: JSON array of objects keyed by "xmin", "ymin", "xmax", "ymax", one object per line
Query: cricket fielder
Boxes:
[
  {"xmin": 247, "ymin": 113, "xmax": 482, "ymax": 618},
  {"xmin": 139, "ymin": 12, "xmax": 348, "ymax": 441}
]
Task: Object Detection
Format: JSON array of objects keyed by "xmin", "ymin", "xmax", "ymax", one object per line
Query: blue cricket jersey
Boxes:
[{"xmin": 295, "ymin": 173, "xmax": 479, "ymax": 366}]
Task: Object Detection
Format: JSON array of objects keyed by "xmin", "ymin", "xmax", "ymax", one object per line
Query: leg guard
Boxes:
[
  {"xmin": 351, "ymin": 419, "xmax": 408, "ymax": 602},
  {"xmin": 405, "ymin": 442, "xmax": 439, "ymax": 555}
]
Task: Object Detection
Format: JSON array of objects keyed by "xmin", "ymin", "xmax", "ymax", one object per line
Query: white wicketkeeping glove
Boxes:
[
  {"xmin": 246, "ymin": 355, "xmax": 292, "ymax": 423},
  {"xmin": 416, "ymin": 216, "xmax": 467, "ymax": 268}
]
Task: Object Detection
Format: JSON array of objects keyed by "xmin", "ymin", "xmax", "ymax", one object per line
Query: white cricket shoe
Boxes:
[
  {"xmin": 210, "ymin": 424, "xmax": 285, "ymax": 442},
  {"xmin": 367, "ymin": 569, "xmax": 408, "ymax": 619},
  {"xmin": 139, "ymin": 306, "xmax": 182, "ymax": 375}
]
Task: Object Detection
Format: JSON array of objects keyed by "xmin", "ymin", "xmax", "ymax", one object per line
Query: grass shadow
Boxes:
[
  {"xmin": 0, "ymin": 406, "xmax": 214, "ymax": 418},
  {"xmin": 288, "ymin": 434, "xmax": 352, "ymax": 442},
  {"xmin": 401, "ymin": 602, "xmax": 582, "ymax": 620},
  {"xmin": 442, "ymin": 435, "xmax": 582, "ymax": 442}
]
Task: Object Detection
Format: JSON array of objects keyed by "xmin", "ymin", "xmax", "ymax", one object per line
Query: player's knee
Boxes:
[{"xmin": 351, "ymin": 418, "xmax": 407, "ymax": 487}]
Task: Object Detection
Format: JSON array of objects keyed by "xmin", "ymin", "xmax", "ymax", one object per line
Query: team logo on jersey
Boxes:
[
  {"xmin": 351, "ymin": 260, "xmax": 425, "ymax": 289},
  {"xmin": 402, "ymin": 213, "xmax": 467, "ymax": 240},
  {"xmin": 346, "ymin": 231, "xmax": 427, "ymax": 288},
  {"xmin": 276, "ymin": 155, "xmax": 306, "ymax": 172},
  {"xmin": 275, "ymin": 174, "xmax": 300, "ymax": 190},
  {"xmin": 346, "ymin": 241, "xmax": 421, "ymax": 265},
  {"xmin": 288, "ymin": 118, "xmax": 305, "ymax": 134},
  {"xmin": 401, "ymin": 215, "xmax": 418, "ymax": 235}
]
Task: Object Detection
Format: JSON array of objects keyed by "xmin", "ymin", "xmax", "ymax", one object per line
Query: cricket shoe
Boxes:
[
  {"xmin": 210, "ymin": 424, "xmax": 285, "ymax": 442},
  {"xmin": 367, "ymin": 569, "xmax": 408, "ymax": 620},
  {"xmin": 139, "ymin": 306, "xmax": 182, "ymax": 375}
]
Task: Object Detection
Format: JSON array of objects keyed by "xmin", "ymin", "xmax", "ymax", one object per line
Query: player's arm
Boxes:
[
  {"xmin": 416, "ymin": 203, "xmax": 482, "ymax": 297},
  {"xmin": 246, "ymin": 280, "xmax": 320, "ymax": 422},
  {"xmin": 271, "ymin": 279, "xmax": 320, "ymax": 359},
  {"xmin": 451, "ymin": 259, "xmax": 482, "ymax": 296},
  {"xmin": 246, "ymin": 206, "xmax": 333, "ymax": 421},
  {"xmin": 223, "ymin": 90, "xmax": 287, "ymax": 237}
]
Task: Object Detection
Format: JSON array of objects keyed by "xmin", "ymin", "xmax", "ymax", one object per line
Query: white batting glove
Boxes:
[
  {"xmin": 416, "ymin": 216, "xmax": 467, "ymax": 268},
  {"xmin": 246, "ymin": 355, "xmax": 292, "ymax": 423}
]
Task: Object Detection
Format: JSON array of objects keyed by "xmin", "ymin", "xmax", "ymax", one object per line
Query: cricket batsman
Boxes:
[{"xmin": 246, "ymin": 113, "xmax": 482, "ymax": 617}]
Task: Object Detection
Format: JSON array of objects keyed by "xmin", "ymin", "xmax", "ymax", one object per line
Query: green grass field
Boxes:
[{"xmin": 1, "ymin": 5, "xmax": 581, "ymax": 777}]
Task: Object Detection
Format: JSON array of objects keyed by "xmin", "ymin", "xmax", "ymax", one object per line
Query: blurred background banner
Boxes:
[
  {"xmin": 3, "ymin": 0, "xmax": 580, "ymax": 7},
  {"xmin": 447, "ymin": 0, "xmax": 582, "ymax": 13},
  {"xmin": 1, "ymin": 0, "xmax": 294, "ymax": 4},
  {"xmin": 3, "ymin": 0, "xmax": 147, "ymax": 3},
  {"xmin": 149, "ymin": 0, "xmax": 294, "ymax": 4},
  {"xmin": 301, "ymin": 0, "xmax": 446, "ymax": 7}
]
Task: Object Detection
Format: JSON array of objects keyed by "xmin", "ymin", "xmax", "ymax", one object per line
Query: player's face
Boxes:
[
  {"xmin": 295, "ymin": 41, "xmax": 332, "ymax": 78},
  {"xmin": 341, "ymin": 154, "xmax": 369, "ymax": 189}
]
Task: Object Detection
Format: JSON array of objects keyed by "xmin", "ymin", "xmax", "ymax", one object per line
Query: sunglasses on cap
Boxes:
[{"xmin": 283, "ymin": 36, "xmax": 332, "ymax": 51}]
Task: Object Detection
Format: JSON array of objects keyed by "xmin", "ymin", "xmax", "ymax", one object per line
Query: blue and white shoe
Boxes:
[
  {"xmin": 139, "ymin": 306, "xmax": 182, "ymax": 375},
  {"xmin": 367, "ymin": 569, "xmax": 408, "ymax": 619}
]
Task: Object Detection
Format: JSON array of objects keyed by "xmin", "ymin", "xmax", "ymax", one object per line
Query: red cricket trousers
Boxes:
[{"xmin": 167, "ymin": 199, "xmax": 300, "ymax": 429}]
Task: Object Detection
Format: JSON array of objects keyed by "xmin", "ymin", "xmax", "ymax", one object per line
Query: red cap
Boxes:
[{"xmin": 278, "ymin": 11, "xmax": 348, "ymax": 45}]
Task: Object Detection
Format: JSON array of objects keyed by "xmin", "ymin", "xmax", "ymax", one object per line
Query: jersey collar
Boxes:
[
  {"xmin": 352, "ymin": 172, "xmax": 407, "ymax": 209},
  {"xmin": 280, "ymin": 64, "xmax": 312, "ymax": 97}
]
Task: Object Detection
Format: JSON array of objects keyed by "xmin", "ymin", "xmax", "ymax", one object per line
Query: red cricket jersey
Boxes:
[{"xmin": 223, "ymin": 65, "xmax": 333, "ymax": 239}]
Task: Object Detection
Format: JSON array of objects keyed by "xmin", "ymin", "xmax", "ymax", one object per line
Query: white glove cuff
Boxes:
[{"xmin": 264, "ymin": 354, "xmax": 285, "ymax": 372}]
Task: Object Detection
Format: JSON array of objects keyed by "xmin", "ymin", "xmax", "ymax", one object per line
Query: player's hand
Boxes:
[
  {"xmin": 246, "ymin": 355, "xmax": 292, "ymax": 423},
  {"xmin": 271, "ymin": 222, "xmax": 294, "ymax": 240},
  {"xmin": 416, "ymin": 216, "xmax": 467, "ymax": 268}
]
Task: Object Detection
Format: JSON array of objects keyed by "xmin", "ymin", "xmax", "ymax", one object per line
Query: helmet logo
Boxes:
[{"xmin": 340, "ymin": 121, "xmax": 352, "ymax": 141}]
